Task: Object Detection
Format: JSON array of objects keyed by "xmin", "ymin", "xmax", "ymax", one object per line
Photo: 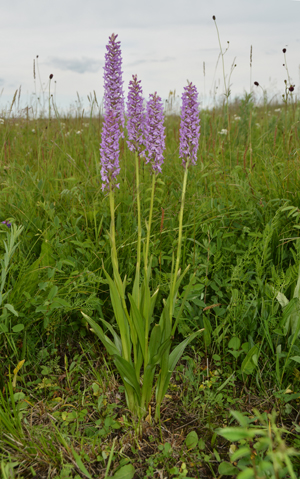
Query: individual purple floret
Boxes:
[
  {"xmin": 2, "ymin": 220, "xmax": 11, "ymax": 227},
  {"xmin": 100, "ymin": 109, "xmax": 121, "ymax": 191},
  {"xmin": 179, "ymin": 82, "xmax": 200, "ymax": 168},
  {"xmin": 144, "ymin": 92, "xmax": 165, "ymax": 174},
  {"xmin": 103, "ymin": 33, "xmax": 125, "ymax": 134},
  {"xmin": 126, "ymin": 74, "xmax": 145, "ymax": 154}
]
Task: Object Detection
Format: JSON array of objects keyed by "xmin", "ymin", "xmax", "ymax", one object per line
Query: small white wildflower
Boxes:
[
  {"xmin": 274, "ymin": 108, "xmax": 281, "ymax": 112},
  {"xmin": 32, "ymin": 129, "xmax": 35, "ymax": 133},
  {"xmin": 256, "ymin": 123, "xmax": 261, "ymax": 128},
  {"xmin": 233, "ymin": 116, "xmax": 241, "ymax": 121},
  {"xmin": 218, "ymin": 129, "xmax": 228, "ymax": 135},
  {"xmin": 65, "ymin": 132, "xmax": 70, "ymax": 137},
  {"xmin": 0, "ymin": 118, "xmax": 4, "ymax": 124},
  {"xmin": 76, "ymin": 130, "xmax": 82, "ymax": 135},
  {"xmin": 83, "ymin": 122, "xmax": 89, "ymax": 127}
]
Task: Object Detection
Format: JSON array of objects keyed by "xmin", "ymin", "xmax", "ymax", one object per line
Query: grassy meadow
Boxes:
[{"xmin": 1, "ymin": 91, "xmax": 300, "ymax": 478}]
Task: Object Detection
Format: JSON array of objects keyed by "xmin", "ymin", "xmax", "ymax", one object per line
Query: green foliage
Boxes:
[
  {"xmin": 217, "ymin": 410, "xmax": 298, "ymax": 478},
  {"xmin": 83, "ymin": 155, "xmax": 204, "ymax": 422},
  {"xmin": 1, "ymin": 98, "xmax": 300, "ymax": 476}
]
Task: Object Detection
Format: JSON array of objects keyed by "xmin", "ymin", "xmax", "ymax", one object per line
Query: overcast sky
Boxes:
[{"xmin": 1, "ymin": 0, "xmax": 300, "ymax": 113}]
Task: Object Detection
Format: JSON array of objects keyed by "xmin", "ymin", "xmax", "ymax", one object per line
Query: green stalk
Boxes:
[
  {"xmin": 131, "ymin": 152, "xmax": 142, "ymax": 380},
  {"xmin": 109, "ymin": 186, "xmax": 130, "ymax": 358},
  {"xmin": 135, "ymin": 152, "xmax": 142, "ymax": 305},
  {"xmin": 48, "ymin": 77, "xmax": 52, "ymax": 132},
  {"xmin": 144, "ymin": 173, "xmax": 156, "ymax": 272},
  {"xmin": 109, "ymin": 185, "xmax": 135, "ymax": 349},
  {"xmin": 143, "ymin": 173, "xmax": 156, "ymax": 367},
  {"xmin": 108, "ymin": 185, "xmax": 137, "ymax": 414},
  {"xmin": 170, "ymin": 159, "xmax": 190, "ymax": 322},
  {"xmin": 109, "ymin": 186, "xmax": 119, "ymax": 274}
]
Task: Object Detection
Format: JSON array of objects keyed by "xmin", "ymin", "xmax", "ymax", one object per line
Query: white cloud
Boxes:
[
  {"xmin": 0, "ymin": 0, "xmax": 299, "ymax": 110},
  {"xmin": 49, "ymin": 57, "xmax": 102, "ymax": 74}
]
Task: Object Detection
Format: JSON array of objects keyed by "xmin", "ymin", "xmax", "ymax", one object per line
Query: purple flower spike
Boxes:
[
  {"xmin": 100, "ymin": 33, "xmax": 125, "ymax": 191},
  {"xmin": 103, "ymin": 33, "xmax": 125, "ymax": 134},
  {"xmin": 100, "ymin": 109, "xmax": 121, "ymax": 191},
  {"xmin": 179, "ymin": 82, "xmax": 200, "ymax": 168},
  {"xmin": 144, "ymin": 92, "xmax": 165, "ymax": 174},
  {"xmin": 126, "ymin": 74, "xmax": 145, "ymax": 154}
]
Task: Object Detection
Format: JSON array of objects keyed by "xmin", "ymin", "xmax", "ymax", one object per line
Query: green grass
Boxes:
[{"xmin": 1, "ymin": 94, "xmax": 300, "ymax": 478}]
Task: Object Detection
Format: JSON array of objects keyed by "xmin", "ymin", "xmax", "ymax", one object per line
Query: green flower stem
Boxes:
[
  {"xmin": 131, "ymin": 151, "xmax": 142, "ymax": 380},
  {"xmin": 170, "ymin": 159, "xmax": 190, "ymax": 322},
  {"xmin": 143, "ymin": 173, "xmax": 156, "ymax": 368},
  {"xmin": 109, "ymin": 185, "xmax": 119, "ymax": 274},
  {"xmin": 135, "ymin": 152, "xmax": 141, "ymax": 305},
  {"xmin": 109, "ymin": 186, "xmax": 134, "ymax": 362},
  {"xmin": 144, "ymin": 173, "xmax": 156, "ymax": 272}
]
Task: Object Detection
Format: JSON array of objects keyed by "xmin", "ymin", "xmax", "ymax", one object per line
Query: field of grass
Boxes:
[{"xmin": 1, "ymin": 92, "xmax": 300, "ymax": 478}]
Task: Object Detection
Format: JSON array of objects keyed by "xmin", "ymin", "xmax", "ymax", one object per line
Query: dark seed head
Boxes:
[
  {"xmin": 49, "ymin": 74, "xmax": 53, "ymax": 80},
  {"xmin": 283, "ymin": 48, "xmax": 286, "ymax": 53},
  {"xmin": 212, "ymin": 15, "xmax": 216, "ymax": 20},
  {"xmin": 289, "ymin": 85, "xmax": 295, "ymax": 92},
  {"xmin": 254, "ymin": 81, "xmax": 259, "ymax": 87}
]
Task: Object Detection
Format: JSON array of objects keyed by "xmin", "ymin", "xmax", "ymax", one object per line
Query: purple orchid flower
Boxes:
[
  {"xmin": 143, "ymin": 92, "xmax": 165, "ymax": 174},
  {"xmin": 126, "ymin": 74, "xmax": 145, "ymax": 154},
  {"xmin": 103, "ymin": 33, "xmax": 125, "ymax": 134},
  {"xmin": 100, "ymin": 33, "xmax": 125, "ymax": 191},
  {"xmin": 179, "ymin": 82, "xmax": 200, "ymax": 168}
]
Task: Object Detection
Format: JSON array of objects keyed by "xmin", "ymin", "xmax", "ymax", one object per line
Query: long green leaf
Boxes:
[
  {"xmin": 148, "ymin": 287, "xmax": 159, "ymax": 325},
  {"xmin": 132, "ymin": 264, "xmax": 140, "ymax": 308},
  {"xmin": 169, "ymin": 329, "xmax": 204, "ymax": 372},
  {"xmin": 103, "ymin": 270, "xmax": 131, "ymax": 361},
  {"xmin": 81, "ymin": 312, "xmax": 120, "ymax": 357},
  {"xmin": 148, "ymin": 324, "xmax": 162, "ymax": 361},
  {"xmin": 128, "ymin": 294, "xmax": 145, "ymax": 357},
  {"xmin": 141, "ymin": 362, "xmax": 156, "ymax": 411},
  {"xmin": 98, "ymin": 317, "xmax": 122, "ymax": 354},
  {"xmin": 159, "ymin": 300, "xmax": 172, "ymax": 340},
  {"xmin": 156, "ymin": 329, "xmax": 204, "ymax": 407},
  {"xmin": 71, "ymin": 447, "xmax": 92, "ymax": 479},
  {"xmin": 150, "ymin": 338, "xmax": 171, "ymax": 365},
  {"xmin": 156, "ymin": 371, "xmax": 172, "ymax": 406},
  {"xmin": 142, "ymin": 267, "xmax": 151, "ymax": 313},
  {"xmin": 113, "ymin": 355, "xmax": 141, "ymax": 402}
]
